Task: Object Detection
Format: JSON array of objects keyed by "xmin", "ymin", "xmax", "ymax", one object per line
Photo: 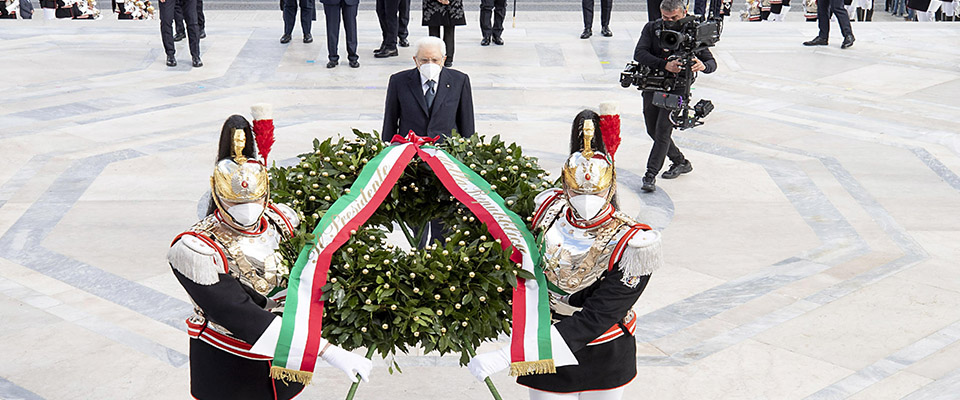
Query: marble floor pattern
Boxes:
[{"xmin": 2, "ymin": 10, "xmax": 960, "ymax": 400}]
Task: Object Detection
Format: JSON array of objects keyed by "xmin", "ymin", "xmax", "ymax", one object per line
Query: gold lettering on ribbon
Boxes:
[
  {"xmin": 317, "ymin": 153, "xmax": 397, "ymax": 249},
  {"xmin": 433, "ymin": 153, "xmax": 529, "ymax": 256}
]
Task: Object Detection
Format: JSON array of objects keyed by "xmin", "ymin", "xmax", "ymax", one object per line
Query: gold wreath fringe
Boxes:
[
  {"xmin": 509, "ymin": 359, "xmax": 556, "ymax": 377},
  {"xmin": 270, "ymin": 366, "xmax": 313, "ymax": 385}
]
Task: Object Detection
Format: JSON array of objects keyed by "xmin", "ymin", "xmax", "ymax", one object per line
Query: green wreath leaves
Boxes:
[{"xmin": 270, "ymin": 130, "xmax": 553, "ymax": 367}]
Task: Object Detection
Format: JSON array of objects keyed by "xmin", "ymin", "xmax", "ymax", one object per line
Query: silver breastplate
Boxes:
[
  {"xmin": 194, "ymin": 213, "xmax": 289, "ymax": 295},
  {"xmin": 540, "ymin": 209, "xmax": 625, "ymax": 294}
]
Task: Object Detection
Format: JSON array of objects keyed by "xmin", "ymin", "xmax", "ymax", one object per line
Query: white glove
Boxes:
[
  {"xmin": 467, "ymin": 346, "xmax": 510, "ymax": 382},
  {"xmin": 321, "ymin": 344, "xmax": 373, "ymax": 383}
]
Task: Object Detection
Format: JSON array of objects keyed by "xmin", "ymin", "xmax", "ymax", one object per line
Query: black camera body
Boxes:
[
  {"xmin": 659, "ymin": 16, "xmax": 721, "ymax": 53},
  {"xmin": 620, "ymin": 14, "xmax": 723, "ymax": 130},
  {"xmin": 620, "ymin": 61, "xmax": 677, "ymax": 92}
]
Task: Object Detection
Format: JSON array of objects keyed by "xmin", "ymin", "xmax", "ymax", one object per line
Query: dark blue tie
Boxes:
[{"xmin": 425, "ymin": 80, "xmax": 436, "ymax": 110}]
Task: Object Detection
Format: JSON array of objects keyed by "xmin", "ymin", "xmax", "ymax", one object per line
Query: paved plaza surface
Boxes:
[{"xmin": 2, "ymin": 8, "xmax": 960, "ymax": 400}]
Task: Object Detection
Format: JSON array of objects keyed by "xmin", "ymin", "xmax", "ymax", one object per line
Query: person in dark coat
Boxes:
[
  {"xmin": 160, "ymin": 0, "xmax": 202, "ymax": 67},
  {"xmin": 320, "ymin": 0, "xmax": 360, "ymax": 68},
  {"xmin": 281, "ymin": 0, "xmax": 315, "ymax": 44},
  {"xmin": 381, "ymin": 36, "xmax": 475, "ymax": 142},
  {"xmin": 174, "ymin": 0, "xmax": 205, "ymax": 41},
  {"xmin": 479, "ymin": 0, "xmax": 506, "ymax": 45},
  {"xmin": 374, "ymin": 0, "xmax": 401, "ymax": 57},
  {"xmin": 399, "ymin": 0, "xmax": 411, "ymax": 46},
  {"xmin": 581, "ymin": 0, "xmax": 614, "ymax": 39},
  {"xmin": 803, "ymin": 0, "xmax": 855, "ymax": 47},
  {"xmin": 633, "ymin": 0, "xmax": 717, "ymax": 192},
  {"xmin": 422, "ymin": 0, "xmax": 466, "ymax": 67}
]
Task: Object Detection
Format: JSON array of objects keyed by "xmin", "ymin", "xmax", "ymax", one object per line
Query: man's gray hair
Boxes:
[
  {"xmin": 660, "ymin": 0, "xmax": 686, "ymax": 11},
  {"xmin": 414, "ymin": 37, "xmax": 447, "ymax": 57}
]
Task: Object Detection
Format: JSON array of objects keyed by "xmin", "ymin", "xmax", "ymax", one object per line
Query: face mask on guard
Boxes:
[
  {"xmin": 567, "ymin": 194, "xmax": 608, "ymax": 221},
  {"xmin": 226, "ymin": 202, "xmax": 265, "ymax": 227}
]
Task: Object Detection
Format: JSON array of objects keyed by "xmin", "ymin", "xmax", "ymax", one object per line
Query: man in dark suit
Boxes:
[
  {"xmin": 320, "ymin": 0, "xmax": 359, "ymax": 68},
  {"xmin": 399, "ymin": 0, "xmax": 411, "ymax": 47},
  {"xmin": 281, "ymin": 0, "xmax": 315, "ymax": 44},
  {"xmin": 160, "ymin": 0, "xmax": 202, "ymax": 68},
  {"xmin": 480, "ymin": 0, "xmax": 507, "ymax": 45},
  {"xmin": 581, "ymin": 0, "xmax": 614, "ymax": 38},
  {"xmin": 803, "ymin": 0, "xmax": 855, "ymax": 47},
  {"xmin": 381, "ymin": 36, "xmax": 475, "ymax": 142},
  {"xmin": 174, "ymin": 0, "xmax": 205, "ymax": 41},
  {"xmin": 374, "ymin": 0, "xmax": 400, "ymax": 57},
  {"xmin": 382, "ymin": 37, "xmax": 475, "ymax": 248}
]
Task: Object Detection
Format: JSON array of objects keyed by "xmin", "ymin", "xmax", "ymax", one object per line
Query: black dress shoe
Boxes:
[
  {"xmin": 373, "ymin": 44, "xmax": 385, "ymax": 54},
  {"xmin": 661, "ymin": 160, "xmax": 693, "ymax": 179},
  {"xmin": 601, "ymin": 26, "xmax": 613, "ymax": 37},
  {"xmin": 280, "ymin": 34, "xmax": 291, "ymax": 44},
  {"xmin": 349, "ymin": 60, "xmax": 360, "ymax": 68},
  {"xmin": 192, "ymin": 57, "xmax": 203, "ymax": 68},
  {"xmin": 803, "ymin": 36, "xmax": 828, "ymax": 46},
  {"xmin": 374, "ymin": 48, "xmax": 398, "ymax": 58},
  {"xmin": 841, "ymin": 34, "xmax": 855, "ymax": 49},
  {"xmin": 641, "ymin": 176, "xmax": 656, "ymax": 192},
  {"xmin": 481, "ymin": 36, "xmax": 491, "ymax": 46},
  {"xmin": 580, "ymin": 28, "xmax": 592, "ymax": 39},
  {"xmin": 492, "ymin": 36, "xmax": 504, "ymax": 45},
  {"xmin": 303, "ymin": 34, "xmax": 313, "ymax": 43},
  {"xmin": 166, "ymin": 55, "xmax": 177, "ymax": 67},
  {"xmin": 398, "ymin": 38, "xmax": 410, "ymax": 47},
  {"xmin": 444, "ymin": 59, "xmax": 453, "ymax": 67},
  {"xmin": 199, "ymin": 30, "xmax": 206, "ymax": 39},
  {"xmin": 326, "ymin": 60, "xmax": 338, "ymax": 68},
  {"xmin": 174, "ymin": 32, "xmax": 185, "ymax": 42}
]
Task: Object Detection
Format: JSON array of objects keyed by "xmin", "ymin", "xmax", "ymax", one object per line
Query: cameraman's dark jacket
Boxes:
[{"xmin": 633, "ymin": 19, "xmax": 717, "ymax": 93}]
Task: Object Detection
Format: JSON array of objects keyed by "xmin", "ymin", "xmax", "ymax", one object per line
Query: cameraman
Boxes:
[{"xmin": 633, "ymin": 0, "xmax": 716, "ymax": 192}]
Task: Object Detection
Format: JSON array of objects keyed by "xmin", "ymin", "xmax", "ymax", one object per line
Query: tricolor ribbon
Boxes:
[{"xmin": 270, "ymin": 133, "xmax": 554, "ymax": 384}]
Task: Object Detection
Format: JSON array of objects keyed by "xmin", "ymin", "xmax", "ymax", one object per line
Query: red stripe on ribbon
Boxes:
[
  {"xmin": 299, "ymin": 144, "xmax": 419, "ymax": 371},
  {"xmin": 416, "ymin": 147, "xmax": 530, "ymax": 363}
]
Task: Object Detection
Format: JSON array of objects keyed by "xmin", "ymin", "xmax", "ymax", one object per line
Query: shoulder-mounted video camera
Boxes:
[{"xmin": 620, "ymin": 13, "xmax": 723, "ymax": 130}]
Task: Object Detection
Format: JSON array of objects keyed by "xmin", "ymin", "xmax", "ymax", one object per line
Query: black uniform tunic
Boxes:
[{"xmin": 517, "ymin": 265, "xmax": 651, "ymax": 393}]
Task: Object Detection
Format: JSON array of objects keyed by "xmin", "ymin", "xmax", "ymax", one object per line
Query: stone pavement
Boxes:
[{"xmin": 2, "ymin": 9, "xmax": 960, "ymax": 400}]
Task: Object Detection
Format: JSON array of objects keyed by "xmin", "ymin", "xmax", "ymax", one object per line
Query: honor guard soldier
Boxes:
[
  {"xmin": 469, "ymin": 110, "xmax": 663, "ymax": 400},
  {"xmin": 168, "ymin": 105, "xmax": 373, "ymax": 399}
]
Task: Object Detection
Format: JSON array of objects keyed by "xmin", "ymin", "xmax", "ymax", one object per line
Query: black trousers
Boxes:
[
  {"xmin": 323, "ymin": 1, "xmax": 359, "ymax": 62},
  {"xmin": 817, "ymin": 0, "xmax": 853, "ymax": 38},
  {"xmin": 647, "ymin": 0, "xmax": 662, "ymax": 20},
  {"xmin": 399, "ymin": 0, "xmax": 410, "ymax": 40},
  {"xmin": 480, "ymin": 0, "xmax": 506, "ymax": 38},
  {"xmin": 189, "ymin": 339, "xmax": 304, "ymax": 400},
  {"xmin": 428, "ymin": 25, "xmax": 456, "ymax": 61},
  {"xmin": 582, "ymin": 0, "xmax": 613, "ymax": 29},
  {"xmin": 160, "ymin": 0, "xmax": 200, "ymax": 57},
  {"xmin": 283, "ymin": 0, "xmax": 314, "ymax": 36},
  {"xmin": 175, "ymin": 0, "xmax": 204, "ymax": 35},
  {"xmin": 376, "ymin": 0, "xmax": 400, "ymax": 50},
  {"xmin": 642, "ymin": 91, "xmax": 685, "ymax": 177}
]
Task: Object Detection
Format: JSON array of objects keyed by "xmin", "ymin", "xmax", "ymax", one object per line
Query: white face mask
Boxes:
[
  {"xmin": 419, "ymin": 62, "xmax": 443, "ymax": 82},
  {"xmin": 226, "ymin": 203, "xmax": 266, "ymax": 227},
  {"xmin": 568, "ymin": 195, "xmax": 608, "ymax": 220}
]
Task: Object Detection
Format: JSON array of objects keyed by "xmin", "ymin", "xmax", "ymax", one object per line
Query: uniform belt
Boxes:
[
  {"xmin": 587, "ymin": 310, "xmax": 636, "ymax": 346},
  {"xmin": 185, "ymin": 318, "xmax": 272, "ymax": 361}
]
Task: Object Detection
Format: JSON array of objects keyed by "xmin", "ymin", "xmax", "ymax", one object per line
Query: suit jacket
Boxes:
[
  {"xmin": 319, "ymin": 0, "xmax": 358, "ymax": 6},
  {"xmin": 382, "ymin": 67, "xmax": 475, "ymax": 142}
]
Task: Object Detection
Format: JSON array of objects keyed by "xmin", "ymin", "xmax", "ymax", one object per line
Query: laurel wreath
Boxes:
[{"xmin": 269, "ymin": 130, "xmax": 555, "ymax": 368}]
